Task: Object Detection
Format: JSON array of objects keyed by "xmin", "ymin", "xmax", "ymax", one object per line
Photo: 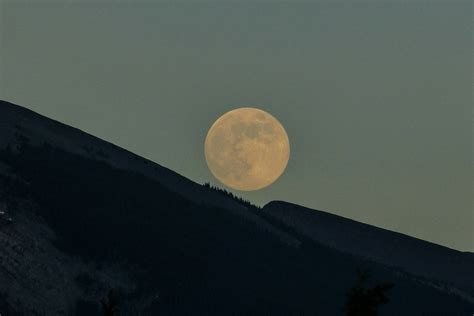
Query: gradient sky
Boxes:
[{"xmin": 1, "ymin": 1, "xmax": 472, "ymax": 251}]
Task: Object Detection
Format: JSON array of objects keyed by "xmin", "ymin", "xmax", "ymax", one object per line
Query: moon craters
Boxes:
[{"xmin": 204, "ymin": 108, "xmax": 290, "ymax": 191}]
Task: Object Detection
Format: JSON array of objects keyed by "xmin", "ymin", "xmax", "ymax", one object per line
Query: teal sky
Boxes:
[{"xmin": 1, "ymin": 1, "xmax": 472, "ymax": 251}]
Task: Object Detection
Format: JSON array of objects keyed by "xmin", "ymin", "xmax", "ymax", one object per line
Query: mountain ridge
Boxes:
[
  {"xmin": 0, "ymin": 100, "xmax": 246, "ymax": 212},
  {"xmin": 262, "ymin": 200, "xmax": 474, "ymax": 297},
  {"xmin": 264, "ymin": 200, "xmax": 469, "ymax": 253},
  {"xmin": 0, "ymin": 100, "xmax": 472, "ymax": 315}
]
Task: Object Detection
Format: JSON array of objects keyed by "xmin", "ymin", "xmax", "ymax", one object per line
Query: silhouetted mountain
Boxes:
[
  {"xmin": 262, "ymin": 201, "xmax": 474, "ymax": 300},
  {"xmin": 0, "ymin": 100, "xmax": 472, "ymax": 315}
]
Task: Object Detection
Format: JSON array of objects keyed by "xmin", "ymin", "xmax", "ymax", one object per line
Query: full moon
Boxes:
[{"xmin": 204, "ymin": 108, "xmax": 290, "ymax": 191}]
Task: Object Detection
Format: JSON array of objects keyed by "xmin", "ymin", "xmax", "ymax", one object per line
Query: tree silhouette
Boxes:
[
  {"xmin": 344, "ymin": 269, "xmax": 394, "ymax": 316},
  {"xmin": 203, "ymin": 182, "xmax": 260, "ymax": 209},
  {"xmin": 101, "ymin": 289, "xmax": 119, "ymax": 316}
]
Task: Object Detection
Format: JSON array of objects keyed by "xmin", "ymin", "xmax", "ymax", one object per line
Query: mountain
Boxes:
[
  {"xmin": 0, "ymin": 100, "xmax": 472, "ymax": 315},
  {"xmin": 261, "ymin": 201, "xmax": 474, "ymax": 301}
]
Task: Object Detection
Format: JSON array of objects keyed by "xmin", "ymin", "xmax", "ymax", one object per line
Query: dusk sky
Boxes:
[{"xmin": 1, "ymin": 1, "xmax": 471, "ymax": 251}]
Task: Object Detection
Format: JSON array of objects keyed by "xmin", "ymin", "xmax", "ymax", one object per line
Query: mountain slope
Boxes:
[
  {"xmin": 0, "ymin": 100, "xmax": 244, "ymax": 212},
  {"xmin": 0, "ymin": 100, "xmax": 472, "ymax": 315},
  {"xmin": 262, "ymin": 201, "xmax": 474, "ymax": 301}
]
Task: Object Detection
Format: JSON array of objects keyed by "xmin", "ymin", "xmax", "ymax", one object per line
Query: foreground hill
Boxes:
[
  {"xmin": 262, "ymin": 201, "xmax": 474, "ymax": 300},
  {"xmin": 0, "ymin": 100, "xmax": 472, "ymax": 315}
]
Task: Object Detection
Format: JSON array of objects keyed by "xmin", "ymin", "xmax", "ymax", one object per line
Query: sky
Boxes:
[{"xmin": 0, "ymin": 1, "xmax": 472, "ymax": 251}]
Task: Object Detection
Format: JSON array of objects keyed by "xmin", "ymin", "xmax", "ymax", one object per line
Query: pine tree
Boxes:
[
  {"xmin": 101, "ymin": 289, "xmax": 118, "ymax": 316},
  {"xmin": 344, "ymin": 269, "xmax": 394, "ymax": 316}
]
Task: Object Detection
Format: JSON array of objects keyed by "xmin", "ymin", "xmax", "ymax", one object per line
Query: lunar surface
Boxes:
[{"xmin": 204, "ymin": 108, "xmax": 290, "ymax": 191}]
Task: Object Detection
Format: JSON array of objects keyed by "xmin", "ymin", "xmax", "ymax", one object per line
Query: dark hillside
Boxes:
[{"xmin": 0, "ymin": 101, "xmax": 472, "ymax": 315}]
